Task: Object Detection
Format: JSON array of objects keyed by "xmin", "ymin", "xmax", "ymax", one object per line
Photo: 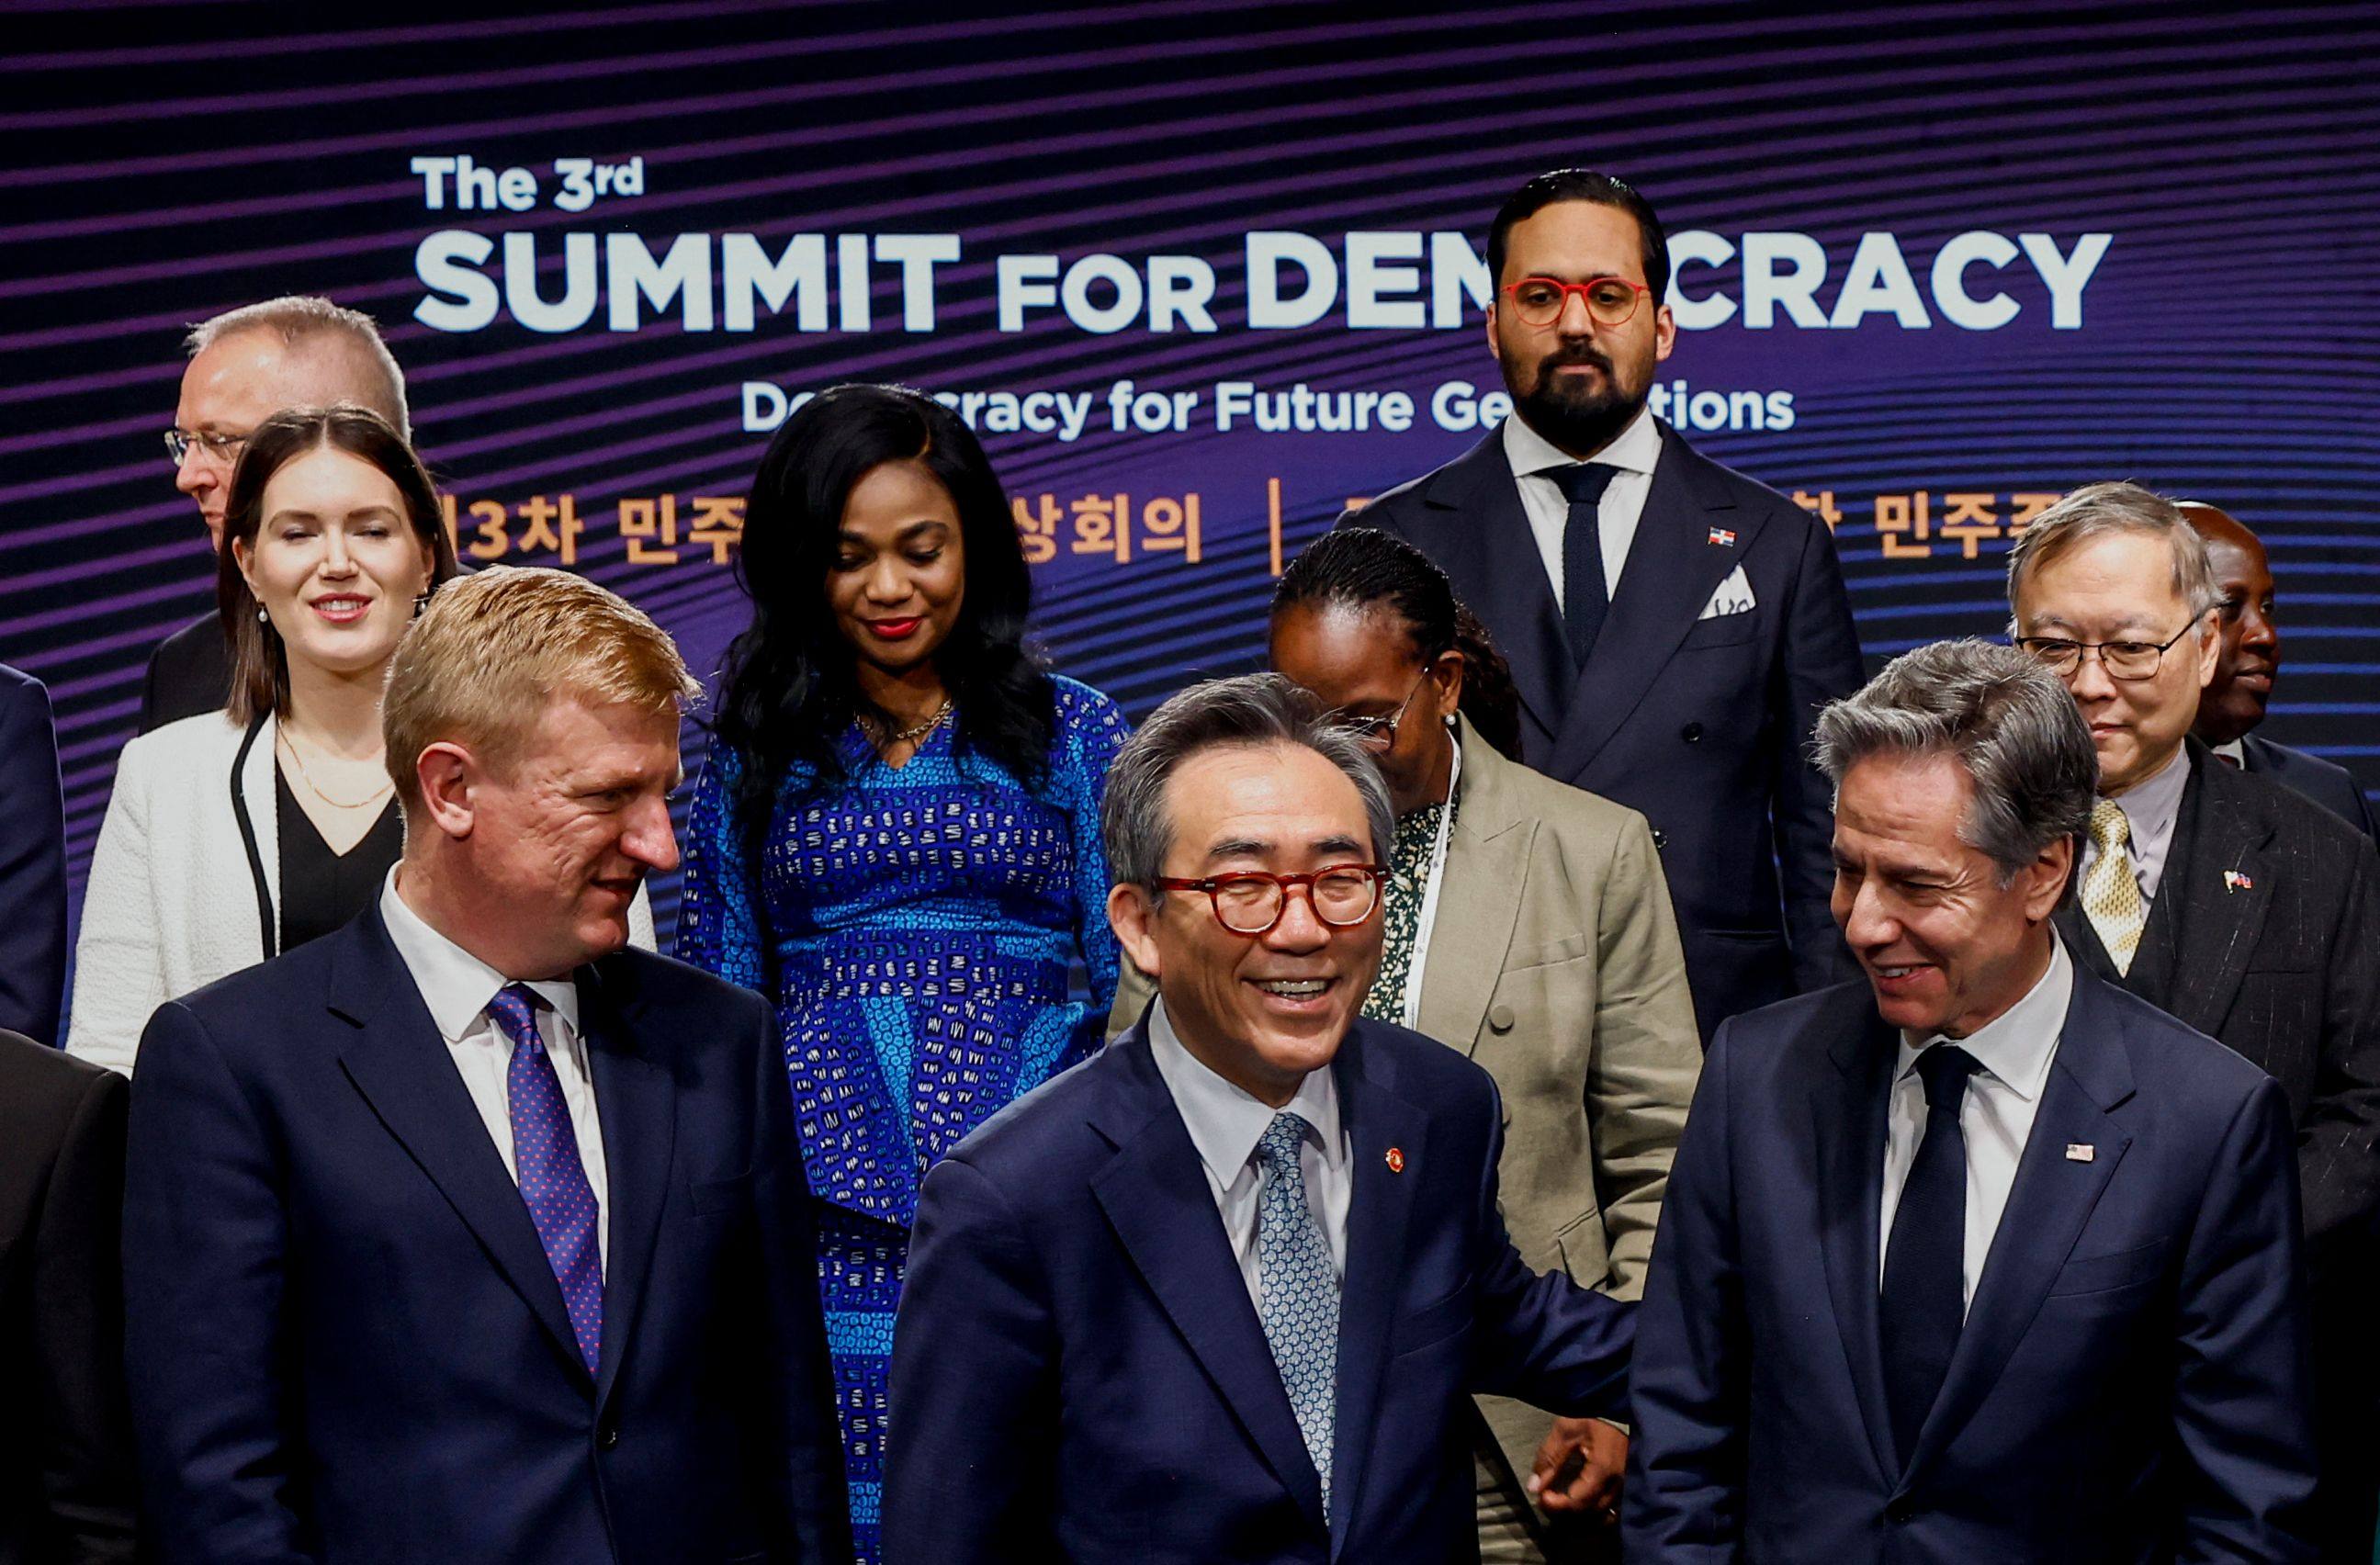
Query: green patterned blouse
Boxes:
[{"xmin": 1360, "ymin": 784, "xmax": 1461, "ymax": 1023}]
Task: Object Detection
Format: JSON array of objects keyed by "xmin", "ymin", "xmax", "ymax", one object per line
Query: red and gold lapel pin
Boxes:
[{"xmin": 1385, "ymin": 1147, "xmax": 1405, "ymax": 1174}]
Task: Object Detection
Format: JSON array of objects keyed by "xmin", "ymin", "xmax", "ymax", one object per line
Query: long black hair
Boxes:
[
  {"xmin": 711, "ymin": 383, "xmax": 1052, "ymax": 843},
  {"xmin": 1270, "ymin": 527, "xmax": 1524, "ymax": 759}
]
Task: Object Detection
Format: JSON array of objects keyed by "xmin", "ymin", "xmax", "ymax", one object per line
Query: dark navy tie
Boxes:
[
  {"xmin": 488, "ymin": 984, "xmax": 603, "ymax": 1373},
  {"xmin": 1879, "ymin": 1042, "xmax": 1980, "ymax": 1466},
  {"xmin": 1549, "ymin": 464, "xmax": 1616, "ymax": 666}
]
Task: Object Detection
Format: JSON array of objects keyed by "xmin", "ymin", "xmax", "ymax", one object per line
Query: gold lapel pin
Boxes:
[{"xmin": 1385, "ymin": 1147, "xmax": 1405, "ymax": 1174}]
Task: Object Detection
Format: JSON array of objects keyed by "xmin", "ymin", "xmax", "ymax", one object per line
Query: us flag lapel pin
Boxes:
[
  {"xmin": 2223, "ymin": 869, "xmax": 2253, "ymax": 893},
  {"xmin": 1708, "ymin": 526, "xmax": 1737, "ymax": 547},
  {"xmin": 2065, "ymin": 1143, "xmax": 2095, "ymax": 1162}
]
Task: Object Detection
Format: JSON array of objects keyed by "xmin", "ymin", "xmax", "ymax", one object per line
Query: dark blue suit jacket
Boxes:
[
  {"xmin": 121, "ymin": 906, "xmax": 850, "ymax": 1565},
  {"xmin": 2242, "ymin": 733, "xmax": 2379, "ymax": 843},
  {"xmin": 0, "ymin": 665, "xmax": 65, "ymax": 1047},
  {"xmin": 884, "ymin": 1016, "xmax": 1633, "ymax": 1565},
  {"xmin": 1344, "ymin": 422, "xmax": 1865, "ymax": 1043},
  {"xmin": 1624, "ymin": 972, "xmax": 2318, "ymax": 1561}
]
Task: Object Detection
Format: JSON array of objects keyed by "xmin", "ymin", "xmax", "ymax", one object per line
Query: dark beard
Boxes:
[{"xmin": 1508, "ymin": 350, "xmax": 1644, "ymax": 456}]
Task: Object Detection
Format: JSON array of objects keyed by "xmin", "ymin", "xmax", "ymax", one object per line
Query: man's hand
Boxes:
[{"xmin": 1528, "ymin": 1416, "xmax": 1628, "ymax": 1523}]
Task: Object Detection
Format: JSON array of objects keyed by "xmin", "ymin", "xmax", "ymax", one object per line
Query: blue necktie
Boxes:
[
  {"xmin": 488, "ymin": 984, "xmax": 603, "ymax": 1374},
  {"xmin": 1550, "ymin": 464, "xmax": 1616, "ymax": 666},
  {"xmin": 1255, "ymin": 1111, "xmax": 1340, "ymax": 1520},
  {"xmin": 1878, "ymin": 1043, "xmax": 1980, "ymax": 1465}
]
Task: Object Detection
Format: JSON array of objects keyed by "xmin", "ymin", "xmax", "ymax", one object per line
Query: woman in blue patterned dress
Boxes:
[{"xmin": 677, "ymin": 383, "xmax": 1127, "ymax": 1561}]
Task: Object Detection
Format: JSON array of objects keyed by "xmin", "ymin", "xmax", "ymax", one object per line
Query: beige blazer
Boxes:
[{"xmin": 1107, "ymin": 716, "xmax": 1700, "ymax": 1486}]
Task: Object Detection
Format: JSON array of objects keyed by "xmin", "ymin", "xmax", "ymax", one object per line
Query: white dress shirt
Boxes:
[
  {"xmin": 1878, "ymin": 934, "xmax": 2074, "ymax": 1312},
  {"xmin": 1146, "ymin": 998, "xmax": 1349, "ymax": 1312},
  {"xmin": 1501, "ymin": 402, "xmax": 1664, "ymax": 610},
  {"xmin": 2078, "ymin": 742, "xmax": 2191, "ymax": 904},
  {"xmin": 379, "ymin": 870, "xmax": 610, "ymax": 1270}
]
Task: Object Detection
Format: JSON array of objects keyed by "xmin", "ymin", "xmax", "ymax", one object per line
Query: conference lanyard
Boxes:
[{"xmin": 1398, "ymin": 728, "xmax": 1462, "ymax": 1030}]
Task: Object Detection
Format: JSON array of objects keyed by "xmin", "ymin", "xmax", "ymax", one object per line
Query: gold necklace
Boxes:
[
  {"xmin": 277, "ymin": 728, "xmax": 393, "ymax": 810},
  {"xmin": 874, "ymin": 696, "xmax": 953, "ymax": 749}
]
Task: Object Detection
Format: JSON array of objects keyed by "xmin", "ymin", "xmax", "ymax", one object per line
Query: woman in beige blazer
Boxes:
[{"xmin": 1111, "ymin": 528, "xmax": 1701, "ymax": 1559}]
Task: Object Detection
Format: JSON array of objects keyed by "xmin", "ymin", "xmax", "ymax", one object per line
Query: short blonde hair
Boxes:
[{"xmin": 384, "ymin": 567, "xmax": 699, "ymax": 811}]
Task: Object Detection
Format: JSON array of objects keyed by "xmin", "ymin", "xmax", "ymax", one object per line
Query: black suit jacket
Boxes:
[
  {"xmin": 0, "ymin": 668, "xmax": 65, "ymax": 1047},
  {"xmin": 135, "ymin": 613, "xmax": 231, "ymax": 734},
  {"xmin": 1628, "ymin": 972, "xmax": 2318, "ymax": 1561},
  {"xmin": 1345, "ymin": 421, "xmax": 1865, "ymax": 1042},
  {"xmin": 885, "ymin": 1017, "xmax": 1634, "ymax": 1565},
  {"xmin": 2242, "ymin": 733, "xmax": 2379, "ymax": 843},
  {"xmin": 122, "ymin": 906, "xmax": 851, "ymax": 1565},
  {"xmin": 0, "ymin": 1033, "xmax": 136, "ymax": 1565},
  {"xmin": 2057, "ymin": 741, "xmax": 2380, "ymax": 1258}
]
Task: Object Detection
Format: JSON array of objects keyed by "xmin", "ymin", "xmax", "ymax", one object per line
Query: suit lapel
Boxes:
[
  {"xmin": 1325, "ymin": 1031, "xmax": 1427, "ymax": 1559},
  {"xmin": 1554, "ymin": 427, "xmax": 1769, "ymax": 779},
  {"xmin": 1413, "ymin": 435, "xmax": 1571, "ymax": 741},
  {"xmin": 1416, "ymin": 726, "xmax": 1531, "ymax": 1056},
  {"xmin": 581, "ymin": 966, "xmax": 674, "ymax": 1410},
  {"xmin": 1810, "ymin": 990, "xmax": 1901, "ymax": 1485},
  {"xmin": 1903, "ymin": 972, "xmax": 2133, "ymax": 1480},
  {"xmin": 2159, "ymin": 749, "xmax": 2275, "ymax": 1038},
  {"xmin": 330, "ymin": 909, "xmax": 594, "ymax": 1390},
  {"xmin": 1089, "ymin": 1035, "xmax": 1327, "ymax": 1536}
]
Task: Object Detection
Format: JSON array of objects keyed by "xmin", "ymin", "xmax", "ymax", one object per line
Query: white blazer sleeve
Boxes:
[{"xmin": 66, "ymin": 737, "xmax": 170, "ymax": 1075}]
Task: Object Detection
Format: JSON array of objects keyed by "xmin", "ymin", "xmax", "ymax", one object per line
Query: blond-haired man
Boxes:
[{"xmin": 122, "ymin": 569, "xmax": 851, "ymax": 1565}]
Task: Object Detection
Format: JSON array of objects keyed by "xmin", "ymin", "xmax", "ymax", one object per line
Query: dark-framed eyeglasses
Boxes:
[
  {"xmin": 1335, "ymin": 668, "xmax": 1435, "ymax": 752},
  {"xmin": 164, "ymin": 427, "xmax": 250, "ymax": 467},
  {"xmin": 1500, "ymin": 276, "xmax": 1650, "ymax": 330},
  {"xmin": 2014, "ymin": 620, "xmax": 2200, "ymax": 681},
  {"xmin": 1151, "ymin": 864, "xmax": 1388, "ymax": 936}
]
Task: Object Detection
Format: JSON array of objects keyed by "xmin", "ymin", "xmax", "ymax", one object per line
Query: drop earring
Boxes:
[{"xmin": 256, "ymin": 606, "xmax": 268, "ymax": 624}]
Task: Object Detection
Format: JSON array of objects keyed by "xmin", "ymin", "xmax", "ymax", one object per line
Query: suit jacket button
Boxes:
[
  {"xmin": 1682, "ymin": 723, "xmax": 1703, "ymax": 742},
  {"xmin": 1885, "ymin": 1497, "xmax": 1915, "ymax": 1523},
  {"xmin": 1487, "ymin": 1005, "xmax": 1516, "ymax": 1033},
  {"xmin": 1650, "ymin": 828, "xmax": 1668, "ymax": 849},
  {"xmin": 598, "ymin": 1424, "xmax": 619, "ymax": 1451}
]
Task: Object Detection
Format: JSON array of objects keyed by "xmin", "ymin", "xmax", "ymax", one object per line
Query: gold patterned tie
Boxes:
[{"xmin": 2082, "ymin": 799, "xmax": 2146, "ymax": 974}]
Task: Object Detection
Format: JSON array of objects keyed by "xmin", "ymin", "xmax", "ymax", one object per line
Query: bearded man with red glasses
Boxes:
[{"xmin": 1341, "ymin": 169, "xmax": 1866, "ymax": 1075}]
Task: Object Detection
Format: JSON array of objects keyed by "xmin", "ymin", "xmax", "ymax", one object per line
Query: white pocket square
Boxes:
[{"xmin": 1698, "ymin": 565, "xmax": 1757, "ymax": 620}]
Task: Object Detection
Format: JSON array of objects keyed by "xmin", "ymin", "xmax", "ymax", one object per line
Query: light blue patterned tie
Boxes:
[
  {"xmin": 1255, "ymin": 1110, "xmax": 1340, "ymax": 1520},
  {"xmin": 488, "ymin": 984, "xmax": 603, "ymax": 1374}
]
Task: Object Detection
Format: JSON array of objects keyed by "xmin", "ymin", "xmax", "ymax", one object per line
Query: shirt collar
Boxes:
[
  {"xmin": 2101, "ymin": 740, "xmax": 2191, "ymax": 842},
  {"xmin": 1895, "ymin": 931, "xmax": 2073, "ymax": 1102},
  {"xmin": 1146, "ymin": 997, "xmax": 1342, "ymax": 1188},
  {"xmin": 2213, "ymin": 737, "xmax": 2247, "ymax": 767},
  {"xmin": 1502, "ymin": 400, "xmax": 1661, "ymax": 481},
  {"xmin": 378, "ymin": 869, "xmax": 581, "ymax": 1041}
]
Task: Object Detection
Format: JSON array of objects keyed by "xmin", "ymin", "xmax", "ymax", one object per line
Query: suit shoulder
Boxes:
[
  {"xmin": 2220, "ymin": 760, "xmax": 2372, "ymax": 860},
  {"xmin": 1341, "ymin": 433, "xmax": 1502, "ymax": 530},
  {"xmin": 1481, "ymin": 749, "xmax": 1652, "ymax": 843},
  {"xmin": 2095, "ymin": 980, "xmax": 2274, "ymax": 1103},
  {"xmin": 594, "ymin": 944, "xmax": 773, "ymax": 1026},
  {"xmin": 1357, "ymin": 1017, "xmax": 1501, "ymax": 1114},
  {"xmin": 117, "ymin": 710, "xmax": 244, "ymax": 777},
  {"xmin": 934, "ymin": 1047, "xmax": 1117, "ymax": 1190}
]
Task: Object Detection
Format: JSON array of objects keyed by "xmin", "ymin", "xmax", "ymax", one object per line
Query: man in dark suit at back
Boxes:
[
  {"xmin": 144, "ymin": 296, "xmax": 412, "ymax": 731},
  {"xmin": 123, "ymin": 569, "xmax": 849, "ymax": 1565},
  {"xmin": 885, "ymin": 675, "xmax": 1634, "ymax": 1564},
  {"xmin": 0, "ymin": 1031, "xmax": 137, "ymax": 1565},
  {"xmin": 0, "ymin": 664, "xmax": 66, "ymax": 1046},
  {"xmin": 1625, "ymin": 639, "xmax": 2318, "ymax": 1559},
  {"xmin": 2181, "ymin": 501, "xmax": 2378, "ymax": 839},
  {"xmin": 2009, "ymin": 484, "xmax": 2380, "ymax": 1561},
  {"xmin": 1342, "ymin": 169, "xmax": 1865, "ymax": 1043}
]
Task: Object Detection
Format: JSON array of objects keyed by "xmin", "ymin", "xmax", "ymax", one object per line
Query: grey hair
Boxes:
[
  {"xmin": 1103, "ymin": 672, "xmax": 1393, "ymax": 894},
  {"xmin": 1813, "ymin": 639, "xmax": 2096, "ymax": 885},
  {"xmin": 185, "ymin": 295, "xmax": 411, "ymax": 442},
  {"xmin": 2005, "ymin": 480, "xmax": 2221, "ymax": 630}
]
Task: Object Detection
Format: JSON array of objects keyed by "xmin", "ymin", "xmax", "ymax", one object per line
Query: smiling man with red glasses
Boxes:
[{"xmin": 1341, "ymin": 169, "xmax": 1867, "ymax": 1083}]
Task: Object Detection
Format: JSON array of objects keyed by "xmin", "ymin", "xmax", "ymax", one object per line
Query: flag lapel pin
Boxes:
[
  {"xmin": 2223, "ymin": 869, "xmax": 2254, "ymax": 893},
  {"xmin": 1708, "ymin": 526, "xmax": 1737, "ymax": 547},
  {"xmin": 2065, "ymin": 1143, "xmax": 2094, "ymax": 1162}
]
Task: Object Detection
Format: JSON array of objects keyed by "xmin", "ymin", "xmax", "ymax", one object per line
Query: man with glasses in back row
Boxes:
[
  {"xmin": 147, "ymin": 296, "xmax": 411, "ymax": 731},
  {"xmin": 2007, "ymin": 481, "xmax": 2380, "ymax": 1562},
  {"xmin": 1342, "ymin": 168, "xmax": 1866, "ymax": 1050}
]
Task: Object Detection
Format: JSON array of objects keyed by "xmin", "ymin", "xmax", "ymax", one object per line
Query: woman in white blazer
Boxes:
[{"xmin": 71, "ymin": 408, "xmax": 655, "ymax": 1075}]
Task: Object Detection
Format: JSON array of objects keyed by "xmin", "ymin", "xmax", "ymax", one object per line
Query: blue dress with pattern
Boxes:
[{"xmin": 676, "ymin": 675, "xmax": 1127, "ymax": 1562}]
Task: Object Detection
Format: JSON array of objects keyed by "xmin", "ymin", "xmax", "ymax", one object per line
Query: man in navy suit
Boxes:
[
  {"xmin": 885, "ymin": 674, "xmax": 1634, "ymax": 1565},
  {"xmin": 2182, "ymin": 501, "xmax": 2378, "ymax": 839},
  {"xmin": 1341, "ymin": 169, "xmax": 1865, "ymax": 1044},
  {"xmin": 0, "ymin": 664, "xmax": 65, "ymax": 1046},
  {"xmin": 1624, "ymin": 639, "xmax": 2318, "ymax": 1560},
  {"xmin": 122, "ymin": 569, "xmax": 849, "ymax": 1565}
]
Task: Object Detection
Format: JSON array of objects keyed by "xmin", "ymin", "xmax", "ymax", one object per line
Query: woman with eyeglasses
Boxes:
[
  {"xmin": 677, "ymin": 383, "xmax": 1128, "ymax": 1563},
  {"xmin": 1111, "ymin": 526, "xmax": 1700, "ymax": 1556},
  {"xmin": 73, "ymin": 408, "xmax": 491, "ymax": 1072}
]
